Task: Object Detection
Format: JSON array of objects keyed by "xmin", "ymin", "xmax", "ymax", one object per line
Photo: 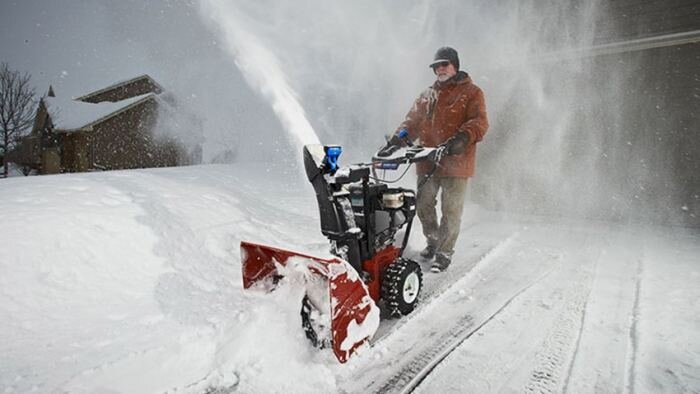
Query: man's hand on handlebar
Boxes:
[
  {"xmin": 432, "ymin": 145, "xmax": 447, "ymax": 163},
  {"xmin": 377, "ymin": 144, "xmax": 400, "ymax": 157},
  {"xmin": 377, "ymin": 132, "xmax": 405, "ymax": 157},
  {"xmin": 438, "ymin": 131, "xmax": 470, "ymax": 156}
]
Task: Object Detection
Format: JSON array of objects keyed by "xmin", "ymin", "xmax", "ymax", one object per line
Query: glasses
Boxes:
[{"xmin": 432, "ymin": 61, "xmax": 450, "ymax": 69}]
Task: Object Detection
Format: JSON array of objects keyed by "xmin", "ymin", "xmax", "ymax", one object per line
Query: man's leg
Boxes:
[
  {"xmin": 416, "ymin": 174, "xmax": 440, "ymax": 255},
  {"xmin": 435, "ymin": 177, "xmax": 469, "ymax": 259}
]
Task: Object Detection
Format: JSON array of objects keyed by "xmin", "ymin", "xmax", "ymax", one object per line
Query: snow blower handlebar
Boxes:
[
  {"xmin": 371, "ymin": 144, "xmax": 445, "ymax": 170},
  {"xmin": 374, "ymin": 126, "xmax": 445, "ymax": 166},
  {"xmin": 371, "ymin": 143, "xmax": 446, "ymax": 191}
]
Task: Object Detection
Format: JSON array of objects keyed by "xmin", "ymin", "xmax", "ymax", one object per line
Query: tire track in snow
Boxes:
[
  {"xmin": 561, "ymin": 261, "xmax": 596, "ymax": 393},
  {"xmin": 390, "ymin": 265, "xmax": 557, "ymax": 394},
  {"xmin": 523, "ymin": 262, "xmax": 596, "ymax": 394},
  {"xmin": 377, "ymin": 313, "xmax": 476, "ymax": 392},
  {"xmin": 559, "ymin": 230, "xmax": 649, "ymax": 393},
  {"xmin": 625, "ymin": 257, "xmax": 643, "ymax": 394}
]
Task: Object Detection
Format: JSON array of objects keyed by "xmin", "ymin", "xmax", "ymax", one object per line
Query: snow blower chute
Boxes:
[{"xmin": 241, "ymin": 143, "xmax": 444, "ymax": 363}]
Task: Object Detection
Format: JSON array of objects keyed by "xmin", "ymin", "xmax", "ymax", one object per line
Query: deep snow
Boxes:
[{"xmin": 1, "ymin": 164, "xmax": 698, "ymax": 393}]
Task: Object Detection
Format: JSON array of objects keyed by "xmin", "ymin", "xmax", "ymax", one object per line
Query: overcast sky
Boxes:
[{"xmin": 0, "ymin": 0, "xmax": 285, "ymax": 162}]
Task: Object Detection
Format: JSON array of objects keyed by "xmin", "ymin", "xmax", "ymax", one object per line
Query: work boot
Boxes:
[
  {"xmin": 430, "ymin": 252, "xmax": 451, "ymax": 273},
  {"xmin": 420, "ymin": 244, "xmax": 436, "ymax": 260}
]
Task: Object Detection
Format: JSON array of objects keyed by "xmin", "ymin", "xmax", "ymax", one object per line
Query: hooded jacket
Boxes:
[{"xmin": 398, "ymin": 71, "xmax": 489, "ymax": 178}]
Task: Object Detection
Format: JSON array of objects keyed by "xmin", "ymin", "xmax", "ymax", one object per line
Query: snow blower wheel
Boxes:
[
  {"xmin": 300, "ymin": 295, "xmax": 331, "ymax": 348},
  {"xmin": 381, "ymin": 258, "xmax": 423, "ymax": 317}
]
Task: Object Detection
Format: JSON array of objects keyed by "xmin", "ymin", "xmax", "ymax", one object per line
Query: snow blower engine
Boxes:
[{"xmin": 240, "ymin": 142, "xmax": 444, "ymax": 363}]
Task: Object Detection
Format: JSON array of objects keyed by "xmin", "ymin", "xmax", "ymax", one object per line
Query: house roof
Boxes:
[
  {"xmin": 74, "ymin": 74, "xmax": 163, "ymax": 102},
  {"xmin": 44, "ymin": 93, "xmax": 156, "ymax": 133}
]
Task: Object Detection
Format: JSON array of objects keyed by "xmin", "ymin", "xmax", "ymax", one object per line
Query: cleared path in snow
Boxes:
[
  {"xmin": 411, "ymin": 224, "xmax": 603, "ymax": 393},
  {"xmin": 409, "ymin": 224, "xmax": 699, "ymax": 393}
]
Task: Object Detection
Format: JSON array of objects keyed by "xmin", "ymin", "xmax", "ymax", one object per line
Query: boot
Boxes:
[
  {"xmin": 430, "ymin": 252, "xmax": 451, "ymax": 273},
  {"xmin": 420, "ymin": 244, "xmax": 436, "ymax": 260}
]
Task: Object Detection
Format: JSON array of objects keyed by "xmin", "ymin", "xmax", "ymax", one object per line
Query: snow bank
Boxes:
[{"xmin": 0, "ymin": 165, "xmax": 335, "ymax": 393}]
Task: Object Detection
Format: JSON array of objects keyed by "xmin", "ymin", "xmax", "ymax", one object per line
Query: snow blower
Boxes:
[{"xmin": 241, "ymin": 142, "xmax": 444, "ymax": 363}]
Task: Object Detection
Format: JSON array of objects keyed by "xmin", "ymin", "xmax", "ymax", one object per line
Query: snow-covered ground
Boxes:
[{"xmin": 1, "ymin": 164, "xmax": 698, "ymax": 393}]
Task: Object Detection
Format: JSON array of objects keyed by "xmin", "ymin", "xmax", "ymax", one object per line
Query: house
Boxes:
[
  {"xmin": 76, "ymin": 74, "xmax": 163, "ymax": 104},
  {"xmin": 14, "ymin": 75, "xmax": 201, "ymax": 175}
]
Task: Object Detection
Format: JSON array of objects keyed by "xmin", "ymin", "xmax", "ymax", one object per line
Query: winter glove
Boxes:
[
  {"xmin": 377, "ymin": 143, "xmax": 400, "ymax": 157},
  {"xmin": 439, "ymin": 131, "xmax": 469, "ymax": 155},
  {"xmin": 376, "ymin": 131, "xmax": 404, "ymax": 157}
]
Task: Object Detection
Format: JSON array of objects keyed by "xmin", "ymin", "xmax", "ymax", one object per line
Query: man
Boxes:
[{"xmin": 381, "ymin": 46, "xmax": 489, "ymax": 272}]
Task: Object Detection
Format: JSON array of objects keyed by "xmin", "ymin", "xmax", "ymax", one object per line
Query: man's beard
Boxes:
[{"xmin": 437, "ymin": 73, "xmax": 452, "ymax": 82}]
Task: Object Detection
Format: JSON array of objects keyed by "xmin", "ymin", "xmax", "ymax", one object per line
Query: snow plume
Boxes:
[
  {"xmin": 395, "ymin": 1, "xmax": 696, "ymax": 228},
  {"xmin": 198, "ymin": 0, "xmax": 320, "ymax": 161},
  {"xmin": 469, "ymin": 0, "xmax": 606, "ymax": 220},
  {"xmin": 197, "ymin": 0, "xmax": 695, "ymax": 226}
]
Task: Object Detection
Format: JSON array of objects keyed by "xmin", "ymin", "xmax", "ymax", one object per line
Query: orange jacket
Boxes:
[{"xmin": 398, "ymin": 71, "xmax": 488, "ymax": 178}]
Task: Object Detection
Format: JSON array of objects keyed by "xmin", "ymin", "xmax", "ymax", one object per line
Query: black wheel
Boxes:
[
  {"xmin": 300, "ymin": 295, "xmax": 331, "ymax": 348},
  {"xmin": 381, "ymin": 258, "xmax": 423, "ymax": 317}
]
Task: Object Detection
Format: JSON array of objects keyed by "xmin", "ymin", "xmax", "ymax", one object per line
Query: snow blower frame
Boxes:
[{"xmin": 241, "ymin": 143, "xmax": 443, "ymax": 363}]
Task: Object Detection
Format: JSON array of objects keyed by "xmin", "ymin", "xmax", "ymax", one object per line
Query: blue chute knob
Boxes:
[{"xmin": 324, "ymin": 145, "xmax": 342, "ymax": 172}]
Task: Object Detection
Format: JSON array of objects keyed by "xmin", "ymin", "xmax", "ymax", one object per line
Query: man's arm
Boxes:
[{"xmin": 457, "ymin": 88, "xmax": 489, "ymax": 144}]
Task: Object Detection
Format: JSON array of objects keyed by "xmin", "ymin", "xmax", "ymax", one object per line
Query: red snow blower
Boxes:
[{"xmin": 241, "ymin": 142, "xmax": 444, "ymax": 363}]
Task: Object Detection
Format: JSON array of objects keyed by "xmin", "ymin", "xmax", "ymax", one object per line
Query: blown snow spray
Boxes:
[{"xmin": 199, "ymin": 0, "xmax": 320, "ymax": 163}]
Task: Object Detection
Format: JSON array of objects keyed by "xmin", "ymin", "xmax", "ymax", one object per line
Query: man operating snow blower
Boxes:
[
  {"xmin": 238, "ymin": 47, "xmax": 488, "ymax": 364},
  {"xmin": 378, "ymin": 46, "xmax": 489, "ymax": 273}
]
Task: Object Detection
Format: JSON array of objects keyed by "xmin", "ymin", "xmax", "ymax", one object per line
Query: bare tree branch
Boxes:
[{"xmin": 1, "ymin": 62, "xmax": 37, "ymax": 177}]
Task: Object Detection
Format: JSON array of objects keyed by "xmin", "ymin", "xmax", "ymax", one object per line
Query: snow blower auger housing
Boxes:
[{"xmin": 241, "ymin": 143, "xmax": 444, "ymax": 363}]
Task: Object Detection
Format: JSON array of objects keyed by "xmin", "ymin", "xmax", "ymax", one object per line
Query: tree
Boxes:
[{"xmin": 0, "ymin": 63, "xmax": 36, "ymax": 178}]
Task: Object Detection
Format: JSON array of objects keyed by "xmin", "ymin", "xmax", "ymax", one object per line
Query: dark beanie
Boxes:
[{"xmin": 429, "ymin": 46, "xmax": 460, "ymax": 71}]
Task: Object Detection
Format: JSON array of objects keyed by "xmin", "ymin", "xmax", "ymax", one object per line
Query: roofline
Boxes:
[
  {"xmin": 74, "ymin": 75, "xmax": 164, "ymax": 102},
  {"xmin": 539, "ymin": 30, "xmax": 700, "ymax": 63},
  {"xmin": 56, "ymin": 93, "xmax": 157, "ymax": 133}
]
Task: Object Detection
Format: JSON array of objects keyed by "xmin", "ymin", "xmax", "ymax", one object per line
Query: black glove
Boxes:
[
  {"xmin": 439, "ymin": 131, "xmax": 469, "ymax": 155},
  {"xmin": 376, "ymin": 134, "xmax": 403, "ymax": 157},
  {"xmin": 377, "ymin": 143, "xmax": 400, "ymax": 157},
  {"xmin": 387, "ymin": 133, "xmax": 403, "ymax": 147}
]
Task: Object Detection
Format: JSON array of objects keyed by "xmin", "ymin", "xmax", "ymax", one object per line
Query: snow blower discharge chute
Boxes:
[{"xmin": 241, "ymin": 142, "xmax": 444, "ymax": 363}]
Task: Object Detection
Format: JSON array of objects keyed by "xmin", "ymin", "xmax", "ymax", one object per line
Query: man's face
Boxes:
[{"xmin": 433, "ymin": 61, "xmax": 457, "ymax": 82}]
